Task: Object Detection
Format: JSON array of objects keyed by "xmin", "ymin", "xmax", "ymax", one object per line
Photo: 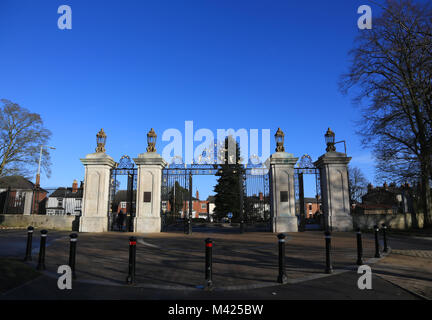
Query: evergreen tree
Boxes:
[{"xmin": 213, "ymin": 136, "xmax": 245, "ymax": 222}]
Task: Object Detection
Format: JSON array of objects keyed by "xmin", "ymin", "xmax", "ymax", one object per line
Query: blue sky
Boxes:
[{"xmin": 0, "ymin": 0, "xmax": 382, "ymax": 198}]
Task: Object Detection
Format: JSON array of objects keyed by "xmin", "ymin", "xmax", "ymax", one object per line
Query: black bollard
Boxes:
[
  {"xmin": 374, "ymin": 225, "xmax": 381, "ymax": 258},
  {"xmin": 36, "ymin": 230, "xmax": 48, "ymax": 270},
  {"xmin": 126, "ymin": 236, "xmax": 137, "ymax": 284},
  {"xmin": 188, "ymin": 218, "xmax": 192, "ymax": 235},
  {"xmin": 205, "ymin": 238, "xmax": 213, "ymax": 288},
  {"xmin": 24, "ymin": 226, "xmax": 34, "ymax": 261},
  {"xmin": 277, "ymin": 233, "xmax": 288, "ymax": 284},
  {"xmin": 356, "ymin": 228, "xmax": 364, "ymax": 265},
  {"xmin": 69, "ymin": 233, "xmax": 78, "ymax": 279},
  {"xmin": 324, "ymin": 231, "xmax": 333, "ymax": 274},
  {"xmin": 382, "ymin": 223, "xmax": 389, "ymax": 253}
]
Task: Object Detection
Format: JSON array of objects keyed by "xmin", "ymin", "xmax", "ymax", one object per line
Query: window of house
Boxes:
[
  {"xmin": 201, "ymin": 203, "xmax": 206, "ymax": 209},
  {"xmin": 58, "ymin": 198, "xmax": 63, "ymax": 207},
  {"xmin": 308, "ymin": 204, "xmax": 312, "ymax": 211},
  {"xmin": 121, "ymin": 202, "xmax": 127, "ymax": 208}
]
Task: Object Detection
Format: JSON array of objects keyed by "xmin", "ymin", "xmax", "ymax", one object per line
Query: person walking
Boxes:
[{"xmin": 117, "ymin": 210, "xmax": 125, "ymax": 231}]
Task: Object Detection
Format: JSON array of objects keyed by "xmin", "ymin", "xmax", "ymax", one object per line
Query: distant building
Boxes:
[
  {"xmin": 355, "ymin": 182, "xmax": 413, "ymax": 214},
  {"xmin": 46, "ymin": 180, "xmax": 83, "ymax": 216},
  {"xmin": 295, "ymin": 196, "xmax": 322, "ymax": 218},
  {"xmin": 0, "ymin": 175, "xmax": 47, "ymax": 214},
  {"xmin": 161, "ymin": 190, "xmax": 212, "ymax": 220},
  {"xmin": 111, "ymin": 190, "xmax": 136, "ymax": 214}
]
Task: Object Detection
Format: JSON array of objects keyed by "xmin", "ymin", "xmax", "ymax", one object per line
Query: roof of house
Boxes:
[
  {"xmin": 50, "ymin": 187, "xmax": 83, "ymax": 198},
  {"xmin": 0, "ymin": 175, "xmax": 42, "ymax": 190}
]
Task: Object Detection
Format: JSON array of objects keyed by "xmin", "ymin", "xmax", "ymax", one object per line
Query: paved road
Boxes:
[
  {"xmin": 1, "ymin": 270, "xmax": 418, "ymax": 300},
  {"xmin": 0, "ymin": 228, "xmax": 429, "ymax": 300},
  {"xmin": 0, "ymin": 229, "xmax": 70, "ymax": 258}
]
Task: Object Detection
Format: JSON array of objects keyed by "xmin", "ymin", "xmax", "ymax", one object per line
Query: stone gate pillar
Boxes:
[
  {"xmin": 314, "ymin": 129, "xmax": 353, "ymax": 231},
  {"xmin": 270, "ymin": 128, "xmax": 299, "ymax": 233},
  {"xmin": 79, "ymin": 129, "xmax": 115, "ymax": 232},
  {"xmin": 133, "ymin": 129, "xmax": 167, "ymax": 233}
]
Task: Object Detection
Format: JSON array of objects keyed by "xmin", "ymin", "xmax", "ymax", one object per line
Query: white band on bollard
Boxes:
[
  {"xmin": 325, "ymin": 236, "xmax": 331, "ymax": 239},
  {"xmin": 70, "ymin": 239, "xmax": 77, "ymax": 242},
  {"xmin": 41, "ymin": 234, "xmax": 47, "ymax": 237}
]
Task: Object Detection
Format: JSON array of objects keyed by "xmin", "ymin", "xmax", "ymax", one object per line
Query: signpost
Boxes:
[{"xmin": 227, "ymin": 212, "xmax": 233, "ymax": 224}]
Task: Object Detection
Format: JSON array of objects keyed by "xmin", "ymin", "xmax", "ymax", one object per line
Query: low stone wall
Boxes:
[
  {"xmin": 0, "ymin": 214, "xmax": 79, "ymax": 231},
  {"xmin": 352, "ymin": 212, "xmax": 424, "ymax": 230}
]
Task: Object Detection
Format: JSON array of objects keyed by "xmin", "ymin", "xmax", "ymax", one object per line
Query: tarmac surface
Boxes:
[{"xmin": 0, "ymin": 226, "xmax": 430, "ymax": 300}]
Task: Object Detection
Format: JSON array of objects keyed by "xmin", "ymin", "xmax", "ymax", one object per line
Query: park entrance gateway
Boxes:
[
  {"xmin": 79, "ymin": 127, "xmax": 353, "ymax": 233},
  {"xmin": 294, "ymin": 154, "xmax": 324, "ymax": 231},
  {"xmin": 108, "ymin": 155, "xmax": 137, "ymax": 232},
  {"xmin": 160, "ymin": 161, "xmax": 271, "ymax": 233}
]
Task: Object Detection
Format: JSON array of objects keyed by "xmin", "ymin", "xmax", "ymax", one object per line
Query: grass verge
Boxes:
[{"xmin": 0, "ymin": 258, "xmax": 41, "ymax": 294}]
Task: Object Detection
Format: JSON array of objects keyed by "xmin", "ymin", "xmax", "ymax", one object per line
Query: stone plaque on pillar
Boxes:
[
  {"xmin": 270, "ymin": 152, "xmax": 299, "ymax": 233},
  {"xmin": 314, "ymin": 151, "xmax": 353, "ymax": 231}
]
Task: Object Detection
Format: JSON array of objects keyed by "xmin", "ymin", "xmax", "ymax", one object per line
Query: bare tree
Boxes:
[
  {"xmin": 340, "ymin": 0, "xmax": 432, "ymax": 226},
  {"xmin": 348, "ymin": 166, "xmax": 369, "ymax": 203},
  {"xmin": 0, "ymin": 99, "xmax": 52, "ymax": 179}
]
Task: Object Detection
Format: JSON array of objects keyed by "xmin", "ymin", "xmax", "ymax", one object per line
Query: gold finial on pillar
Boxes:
[
  {"xmin": 96, "ymin": 128, "xmax": 107, "ymax": 153},
  {"xmin": 146, "ymin": 128, "xmax": 157, "ymax": 152},
  {"xmin": 274, "ymin": 128, "xmax": 285, "ymax": 152}
]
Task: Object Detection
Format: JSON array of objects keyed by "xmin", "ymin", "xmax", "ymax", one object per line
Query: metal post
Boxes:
[
  {"xmin": 69, "ymin": 233, "xmax": 78, "ymax": 279},
  {"xmin": 374, "ymin": 225, "xmax": 381, "ymax": 258},
  {"xmin": 126, "ymin": 236, "xmax": 137, "ymax": 284},
  {"xmin": 3, "ymin": 187, "xmax": 10, "ymax": 214},
  {"xmin": 188, "ymin": 171, "xmax": 192, "ymax": 235},
  {"xmin": 36, "ymin": 229, "xmax": 48, "ymax": 270},
  {"xmin": 205, "ymin": 238, "xmax": 213, "ymax": 288},
  {"xmin": 277, "ymin": 233, "xmax": 288, "ymax": 284},
  {"xmin": 382, "ymin": 223, "xmax": 389, "ymax": 253},
  {"xmin": 324, "ymin": 231, "xmax": 333, "ymax": 274},
  {"xmin": 24, "ymin": 226, "xmax": 34, "ymax": 261},
  {"xmin": 299, "ymin": 172, "xmax": 305, "ymax": 232},
  {"xmin": 239, "ymin": 173, "xmax": 245, "ymax": 234},
  {"xmin": 356, "ymin": 228, "xmax": 363, "ymax": 265}
]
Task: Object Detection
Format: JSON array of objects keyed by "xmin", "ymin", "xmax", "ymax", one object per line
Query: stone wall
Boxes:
[
  {"xmin": 352, "ymin": 212, "xmax": 424, "ymax": 230},
  {"xmin": 0, "ymin": 214, "xmax": 79, "ymax": 231}
]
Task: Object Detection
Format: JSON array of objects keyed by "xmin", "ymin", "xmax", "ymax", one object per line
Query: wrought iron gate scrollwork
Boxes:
[
  {"xmin": 108, "ymin": 155, "xmax": 137, "ymax": 232},
  {"xmin": 294, "ymin": 154, "xmax": 323, "ymax": 231}
]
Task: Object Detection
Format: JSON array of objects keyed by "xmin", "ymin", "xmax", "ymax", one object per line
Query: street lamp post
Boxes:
[
  {"xmin": 34, "ymin": 145, "xmax": 55, "ymax": 214},
  {"xmin": 35, "ymin": 145, "xmax": 56, "ymax": 187}
]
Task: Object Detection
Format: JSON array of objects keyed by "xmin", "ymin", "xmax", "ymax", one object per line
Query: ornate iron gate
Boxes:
[
  {"xmin": 243, "ymin": 166, "xmax": 271, "ymax": 231},
  {"xmin": 294, "ymin": 154, "xmax": 323, "ymax": 231},
  {"xmin": 161, "ymin": 161, "xmax": 271, "ymax": 233},
  {"xmin": 161, "ymin": 163, "xmax": 218, "ymax": 232},
  {"xmin": 108, "ymin": 155, "xmax": 137, "ymax": 232}
]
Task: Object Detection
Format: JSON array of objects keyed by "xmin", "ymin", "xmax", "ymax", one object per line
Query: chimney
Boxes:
[
  {"xmin": 196, "ymin": 190, "xmax": 199, "ymax": 200},
  {"xmin": 72, "ymin": 179, "xmax": 78, "ymax": 193},
  {"xmin": 259, "ymin": 192, "xmax": 263, "ymax": 201}
]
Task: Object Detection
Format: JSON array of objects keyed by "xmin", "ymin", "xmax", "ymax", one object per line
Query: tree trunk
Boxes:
[{"xmin": 421, "ymin": 161, "xmax": 432, "ymax": 227}]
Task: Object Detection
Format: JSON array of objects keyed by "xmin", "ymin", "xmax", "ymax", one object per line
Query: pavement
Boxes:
[{"xmin": 0, "ymin": 226, "xmax": 430, "ymax": 300}]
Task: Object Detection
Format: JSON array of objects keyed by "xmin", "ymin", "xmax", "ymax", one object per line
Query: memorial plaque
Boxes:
[
  {"xmin": 143, "ymin": 192, "xmax": 151, "ymax": 202},
  {"xmin": 280, "ymin": 191, "xmax": 288, "ymax": 202}
]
